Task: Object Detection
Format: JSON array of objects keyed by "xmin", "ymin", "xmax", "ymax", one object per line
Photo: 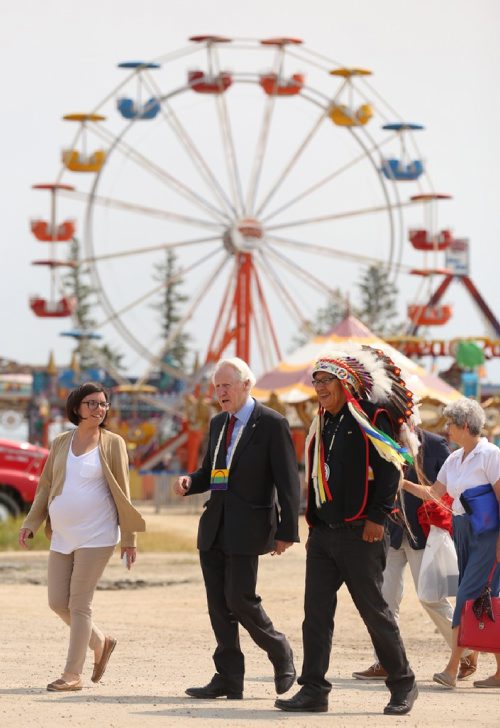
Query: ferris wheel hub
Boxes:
[{"xmin": 223, "ymin": 217, "xmax": 264, "ymax": 254}]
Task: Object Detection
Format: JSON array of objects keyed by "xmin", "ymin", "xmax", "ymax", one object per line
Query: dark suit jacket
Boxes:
[
  {"xmin": 306, "ymin": 401, "xmax": 401, "ymax": 526},
  {"xmin": 187, "ymin": 400, "xmax": 300, "ymax": 555},
  {"xmin": 388, "ymin": 429, "xmax": 450, "ymax": 550}
]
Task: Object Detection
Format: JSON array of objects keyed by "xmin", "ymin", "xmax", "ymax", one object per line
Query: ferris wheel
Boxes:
[{"xmin": 29, "ymin": 35, "xmax": 452, "ymax": 379}]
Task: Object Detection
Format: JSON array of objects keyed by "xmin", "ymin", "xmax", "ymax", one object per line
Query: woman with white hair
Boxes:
[{"xmin": 403, "ymin": 397, "xmax": 500, "ymax": 689}]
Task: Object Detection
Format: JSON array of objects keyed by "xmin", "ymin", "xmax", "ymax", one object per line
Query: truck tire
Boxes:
[{"xmin": 0, "ymin": 491, "xmax": 21, "ymax": 521}]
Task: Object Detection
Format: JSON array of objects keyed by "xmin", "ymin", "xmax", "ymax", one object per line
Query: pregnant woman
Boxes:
[{"xmin": 19, "ymin": 382, "xmax": 145, "ymax": 691}]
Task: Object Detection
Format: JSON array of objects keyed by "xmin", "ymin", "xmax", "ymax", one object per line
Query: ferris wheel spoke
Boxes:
[
  {"xmin": 61, "ymin": 186, "xmax": 221, "ymax": 229},
  {"xmin": 95, "ymin": 248, "xmax": 223, "ymax": 329},
  {"xmin": 252, "ymin": 263, "xmax": 282, "ymax": 365},
  {"xmin": 92, "ymin": 124, "xmax": 228, "ymax": 223},
  {"xmin": 262, "ymin": 241, "xmax": 339, "ymax": 299},
  {"xmin": 265, "ymin": 234, "xmax": 410, "ymax": 271},
  {"xmin": 357, "ymin": 76, "xmax": 403, "ymax": 125},
  {"xmin": 255, "ymin": 108, "xmax": 329, "ymax": 217},
  {"xmin": 80, "ymin": 235, "xmax": 220, "ymax": 265},
  {"xmin": 141, "ymin": 72, "xmax": 237, "ymax": 218},
  {"xmin": 245, "ymin": 47, "xmax": 285, "ymax": 215},
  {"xmin": 135, "ymin": 252, "xmax": 233, "ymax": 386},
  {"xmin": 353, "ymin": 125, "xmax": 399, "ymax": 273},
  {"xmin": 86, "ymin": 44, "xmax": 201, "ymax": 115},
  {"xmin": 209, "ymin": 47, "xmax": 246, "ymax": 215},
  {"xmin": 266, "ymin": 198, "xmax": 413, "ymax": 232},
  {"xmin": 261, "ymin": 132, "xmax": 397, "ymax": 223},
  {"xmin": 255, "ymin": 253, "xmax": 312, "ymax": 333},
  {"xmin": 285, "ymin": 45, "xmax": 344, "ymax": 71}
]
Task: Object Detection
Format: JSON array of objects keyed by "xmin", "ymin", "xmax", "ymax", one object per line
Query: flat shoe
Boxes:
[
  {"xmin": 47, "ymin": 678, "xmax": 83, "ymax": 692},
  {"xmin": 433, "ymin": 671, "xmax": 456, "ymax": 689},
  {"xmin": 91, "ymin": 636, "xmax": 117, "ymax": 683},
  {"xmin": 473, "ymin": 676, "xmax": 500, "ymax": 689}
]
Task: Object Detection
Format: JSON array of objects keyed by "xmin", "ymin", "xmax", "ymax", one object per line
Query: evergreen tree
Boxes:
[
  {"xmin": 151, "ymin": 249, "xmax": 191, "ymax": 388},
  {"xmin": 290, "ymin": 288, "xmax": 351, "ymax": 348},
  {"xmin": 63, "ymin": 238, "xmax": 124, "ymax": 371},
  {"xmin": 357, "ymin": 263, "xmax": 401, "ymax": 336}
]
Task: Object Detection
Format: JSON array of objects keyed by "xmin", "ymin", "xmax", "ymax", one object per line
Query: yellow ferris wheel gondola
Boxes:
[
  {"xmin": 62, "ymin": 113, "xmax": 107, "ymax": 172},
  {"xmin": 328, "ymin": 67, "xmax": 373, "ymax": 127}
]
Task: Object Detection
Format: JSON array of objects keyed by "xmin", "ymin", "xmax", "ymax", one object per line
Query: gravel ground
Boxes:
[{"xmin": 1, "ymin": 508, "xmax": 498, "ymax": 727}]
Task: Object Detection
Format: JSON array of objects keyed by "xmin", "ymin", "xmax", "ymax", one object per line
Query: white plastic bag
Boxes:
[{"xmin": 417, "ymin": 525, "xmax": 459, "ymax": 602}]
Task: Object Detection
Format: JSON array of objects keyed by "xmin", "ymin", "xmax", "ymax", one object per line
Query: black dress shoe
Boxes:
[
  {"xmin": 274, "ymin": 650, "xmax": 297, "ymax": 694},
  {"xmin": 275, "ymin": 687, "xmax": 328, "ymax": 713},
  {"xmin": 383, "ymin": 683, "xmax": 418, "ymax": 715},
  {"xmin": 185, "ymin": 675, "xmax": 243, "ymax": 700}
]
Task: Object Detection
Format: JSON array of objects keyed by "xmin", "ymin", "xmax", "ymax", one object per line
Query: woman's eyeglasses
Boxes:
[{"xmin": 82, "ymin": 400, "xmax": 110, "ymax": 411}]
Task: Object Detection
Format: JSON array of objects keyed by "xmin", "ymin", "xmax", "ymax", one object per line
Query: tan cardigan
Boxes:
[{"xmin": 22, "ymin": 428, "xmax": 146, "ymax": 548}]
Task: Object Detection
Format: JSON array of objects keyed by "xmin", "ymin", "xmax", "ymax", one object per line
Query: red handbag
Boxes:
[{"xmin": 458, "ymin": 561, "xmax": 500, "ymax": 653}]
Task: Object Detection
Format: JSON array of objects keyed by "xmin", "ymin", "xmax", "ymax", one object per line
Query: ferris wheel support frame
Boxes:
[
  {"xmin": 205, "ymin": 252, "xmax": 282, "ymax": 366},
  {"xmin": 409, "ymin": 273, "xmax": 500, "ymax": 338}
]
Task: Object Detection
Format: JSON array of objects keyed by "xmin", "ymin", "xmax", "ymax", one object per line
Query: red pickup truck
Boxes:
[{"xmin": 0, "ymin": 439, "xmax": 48, "ymax": 521}]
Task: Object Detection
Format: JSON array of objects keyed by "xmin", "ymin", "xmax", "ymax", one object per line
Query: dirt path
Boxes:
[{"xmin": 0, "ymin": 509, "xmax": 497, "ymax": 727}]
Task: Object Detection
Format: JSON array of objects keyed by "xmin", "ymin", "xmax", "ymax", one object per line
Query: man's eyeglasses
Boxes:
[
  {"xmin": 311, "ymin": 376, "xmax": 337, "ymax": 388},
  {"xmin": 82, "ymin": 400, "xmax": 110, "ymax": 411}
]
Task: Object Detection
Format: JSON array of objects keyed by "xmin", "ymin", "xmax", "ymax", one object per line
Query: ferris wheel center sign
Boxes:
[{"xmin": 223, "ymin": 218, "xmax": 264, "ymax": 253}]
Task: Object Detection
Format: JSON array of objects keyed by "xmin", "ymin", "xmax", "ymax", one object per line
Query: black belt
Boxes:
[{"xmin": 320, "ymin": 518, "xmax": 366, "ymax": 530}]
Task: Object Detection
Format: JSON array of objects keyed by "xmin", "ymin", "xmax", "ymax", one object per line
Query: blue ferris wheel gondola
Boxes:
[
  {"xmin": 117, "ymin": 97, "xmax": 161, "ymax": 120},
  {"xmin": 117, "ymin": 61, "xmax": 161, "ymax": 70},
  {"xmin": 381, "ymin": 122, "xmax": 425, "ymax": 181},
  {"xmin": 117, "ymin": 60, "xmax": 161, "ymax": 120},
  {"xmin": 382, "ymin": 122, "xmax": 425, "ymax": 132},
  {"xmin": 60, "ymin": 329, "xmax": 103, "ymax": 340},
  {"xmin": 381, "ymin": 158, "xmax": 424, "ymax": 181}
]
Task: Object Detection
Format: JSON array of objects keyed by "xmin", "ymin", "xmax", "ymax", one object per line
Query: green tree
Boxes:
[
  {"xmin": 151, "ymin": 249, "xmax": 191, "ymax": 387},
  {"xmin": 357, "ymin": 263, "xmax": 401, "ymax": 336},
  {"xmin": 290, "ymin": 288, "xmax": 351, "ymax": 348},
  {"xmin": 63, "ymin": 238, "xmax": 124, "ymax": 371}
]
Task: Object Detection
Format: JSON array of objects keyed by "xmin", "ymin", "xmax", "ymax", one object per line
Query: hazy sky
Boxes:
[{"xmin": 1, "ymin": 0, "xmax": 499, "ymax": 380}]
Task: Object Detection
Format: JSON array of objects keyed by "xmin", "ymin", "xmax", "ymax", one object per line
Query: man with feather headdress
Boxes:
[{"xmin": 275, "ymin": 343, "xmax": 418, "ymax": 716}]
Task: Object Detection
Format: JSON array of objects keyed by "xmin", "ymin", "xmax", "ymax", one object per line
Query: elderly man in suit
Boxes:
[{"xmin": 174, "ymin": 357, "xmax": 300, "ymax": 700}]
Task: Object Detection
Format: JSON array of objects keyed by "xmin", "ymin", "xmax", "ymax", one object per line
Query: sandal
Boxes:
[{"xmin": 47, "ymin": 678, "xmax": 83, "ymax": 692}]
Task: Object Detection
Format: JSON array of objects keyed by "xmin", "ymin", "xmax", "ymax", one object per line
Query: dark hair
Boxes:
[{"xmin": 66, "ymin": 382, "xmax": 109, "ymax": 427}]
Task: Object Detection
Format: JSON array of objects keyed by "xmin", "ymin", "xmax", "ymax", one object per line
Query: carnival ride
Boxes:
[{"xmin": 26, "ymin": 36, "xmax": 500, "ymax": 464}]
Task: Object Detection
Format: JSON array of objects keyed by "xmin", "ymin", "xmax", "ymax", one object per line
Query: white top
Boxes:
[
  {"xmin": 437, "ymin": 438, "xmax": 500, "ymax": 515},
  {"xmin": 49, "ymin": 443, "xmax": 120, "ymax": 554}
]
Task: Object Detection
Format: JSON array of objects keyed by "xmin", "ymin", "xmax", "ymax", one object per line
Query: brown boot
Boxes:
[
  {"xmin": 352, "ymin": 662, "xmax": 388, "ymax": 680},
  {"xmin": 458, "ymin": 653, "xmax": 478, "ymax": 680}
]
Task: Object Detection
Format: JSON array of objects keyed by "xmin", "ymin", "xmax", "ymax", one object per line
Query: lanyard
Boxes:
[
  {"xmin": 211, "ymin": 417, "xmax": 245, "ymax": 472},
  {"xmin": 324, "ymin": 413, "xmax": 344, "ymax": 463}
]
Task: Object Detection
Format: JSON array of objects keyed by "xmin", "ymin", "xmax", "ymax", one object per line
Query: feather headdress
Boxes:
[{"xmin": 311, "ymin": 343, "xmax": 417, "ymax": 486}]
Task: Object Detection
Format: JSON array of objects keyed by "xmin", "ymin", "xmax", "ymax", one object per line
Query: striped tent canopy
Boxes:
[{"xmin": 254, "ymin": 315, "xmax": 461, "ymax": 405}]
